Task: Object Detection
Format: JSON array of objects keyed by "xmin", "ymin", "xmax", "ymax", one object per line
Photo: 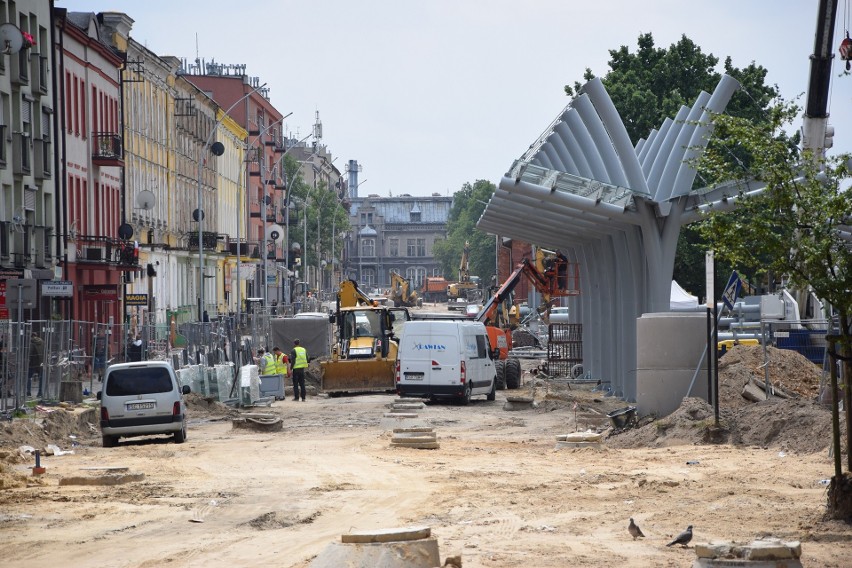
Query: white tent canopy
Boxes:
[{"xmin": 670, "ymin": 280, "xmax": 699, "ymax": 310}]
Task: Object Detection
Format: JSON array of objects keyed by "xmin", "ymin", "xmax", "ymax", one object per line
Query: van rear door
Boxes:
[{"xmin": 398, "ymin": 332, "xmax": 460, "ymax": 396}]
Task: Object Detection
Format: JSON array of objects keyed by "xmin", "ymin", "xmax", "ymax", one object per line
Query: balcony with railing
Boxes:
[
  {"xmin": 268, "ymin": 136, "xmax": 287, "ymax": 153},
  {"xmin": 226, "ymin": 239, "xmax": 263, "ymax": 259},
  {"xmin": 92, "ymin": 132, "xmax": 124, "ymax": 166},
  {"xmin": 72, "ymin": 235, "xmax": 140, "ymax": 270},
  {"xmin": 187, "ymin": 231, "xmax": 219, "ymax": 251}
]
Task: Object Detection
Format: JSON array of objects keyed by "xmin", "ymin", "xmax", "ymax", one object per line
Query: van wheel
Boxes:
[
  {"xmin": 505, "ymin": 358, "xmax": 521, "ymax": 389},
  {"xmin": 495, "ymin": 360, "xmax": 507, "ymax": 390},
  {"xmin": 461, "ymin": 384, "xmax": 472, "ymax": 406},
  {"xmin": 102, "ymin": 435, "xmax": 118, "ymax": 448},
  {"xmin": 174, "ymin": 422, "xmax": 187, "ymax": 444},
  {"xmin": 487, "ymin": 378, "xmax": 496, "ymax": 401}
]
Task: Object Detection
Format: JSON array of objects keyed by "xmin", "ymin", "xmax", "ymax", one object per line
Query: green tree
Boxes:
[
  {"xmin": 565, "ymin": 33, "xmax": 781, "ymax": 296},
  {"xmin": 282, "ymin": 155, "xmax": 349, "ymax": 294},
  {"xmin": 696, "ymin": 102, "xmax": 852, "ymax": 518},
  {"xmin": 433, "ymin": 180, "xmax": 497, "ymax": 286}
]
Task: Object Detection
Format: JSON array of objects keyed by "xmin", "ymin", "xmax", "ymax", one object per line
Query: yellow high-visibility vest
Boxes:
[{"xmin": 293, "ymin": 346, "xmax": 308, "ymax": 369}]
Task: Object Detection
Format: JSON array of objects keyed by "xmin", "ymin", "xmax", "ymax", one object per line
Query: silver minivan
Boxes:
[{"xmin": 98, "ymin": 361, "xmax": 190, "ymax": 447}]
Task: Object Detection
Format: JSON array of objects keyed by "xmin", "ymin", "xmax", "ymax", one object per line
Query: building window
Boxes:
[
  {"xmin": 410, "ymin": 211, "xmax": 421, "ymax": 222},
  {"xmin": 406, "ymin": 267, "xmax": 426, "ymax": 289},
  {"xmin": 361, "ymin": 268, "xmax": 375, "ymax": 287},
  {"xmin": 361, "ymin": 238, "xmax": 375, "ymax": 257},
  {"xmin": 360, "ymin": 212, "xmax": 373, "ymax": 226},
  {"xmin": 389, "ymin": 238, "xmax": 398, "ymax": 257},
  {"xmin": 407, "ymin": 238, "xmax": 426, "ymax": 257}
]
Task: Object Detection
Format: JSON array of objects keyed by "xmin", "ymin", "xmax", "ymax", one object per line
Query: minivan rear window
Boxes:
[{"xmin": 106, "ymin": 367, "xmax": 174, "ymax": 396}]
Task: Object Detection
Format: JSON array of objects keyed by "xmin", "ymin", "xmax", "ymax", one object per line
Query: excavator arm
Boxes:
[
  {"xmin": 476, "ymin": 252, "xmax": 579, "ymax": 326},
  {"xmin": 337, "ymin": 279, "xmax": 378, "ymax": 309},
  {"xmin": 459, "ymin": 241, "xmax": 471, "ymax": 283}
]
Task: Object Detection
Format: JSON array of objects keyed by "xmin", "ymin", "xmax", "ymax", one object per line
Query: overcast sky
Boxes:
[{"xmin": 60, "ymin": 1, "xmax": 852, "ymax": 197}]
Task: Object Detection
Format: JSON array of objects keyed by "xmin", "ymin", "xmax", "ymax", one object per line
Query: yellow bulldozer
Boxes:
[{"xmin": 320, "ymin": 279, "xmax": 411, "ymax": 395}]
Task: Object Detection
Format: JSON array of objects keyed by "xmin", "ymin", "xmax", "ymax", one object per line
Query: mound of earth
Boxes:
[
  {"xmin": 184, "ymin": 393, "xmax": 240, "ymax": 418},
  {"xmin": 732, "ymin": 397, "xmax": 841, "ymax": 453},
  {"xmin": 719, "ymin": 344, "xmax": 823, "ymax": 401},
  {"xmin": 0, "ymin": 406, "xmax": 99, "ymax": 453},
  {"xmin": 608, "ymin": 344, "xmax": 843, "ymax": 453}
]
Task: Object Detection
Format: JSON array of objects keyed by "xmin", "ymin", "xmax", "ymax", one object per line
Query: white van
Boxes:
[
  {"xmin": 98, "ymin": 361, "xmax": 190, "ymax": 447},
  {"xmin": 395, "ymin": 321, "xmax": 496, "ymax": 404}
]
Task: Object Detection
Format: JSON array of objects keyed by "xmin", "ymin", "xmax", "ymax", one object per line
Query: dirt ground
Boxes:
[{"xmin": 1, "ymin": 344, "xmax": 851, "ymax": 567}]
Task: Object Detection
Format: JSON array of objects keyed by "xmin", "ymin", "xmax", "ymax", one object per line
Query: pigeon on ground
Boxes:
[
  {"xmin": 628, "ymin": 517, "xmax": 645, "ymax": 540},
  {"xmin": 666, "ymin": 525, "xmax": 693, "ymax": 547}
]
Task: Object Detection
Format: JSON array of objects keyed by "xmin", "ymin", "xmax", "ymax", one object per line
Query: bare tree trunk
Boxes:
[{"xmin": 830, "ymin": 337, "xmax": 842, "ymax": 480}]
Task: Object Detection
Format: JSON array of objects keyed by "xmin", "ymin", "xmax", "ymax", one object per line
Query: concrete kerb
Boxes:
[
  {"xmin": 555, "ymin": 431, "xmax": 603, "ymax": 449},
  {"xmin": 310, "ymin": 525, "xmax": 441, "ymax": 567},
  {"xmin": 503, "ymin": 396, "xmax": 536, "ymax": 411}
]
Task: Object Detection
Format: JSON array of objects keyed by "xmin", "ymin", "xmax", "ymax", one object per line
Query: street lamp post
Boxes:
[
  {"xmin": 235, "ymin": 113, "xmax": 291, "ymax": 323},
  {"xmin": 272, "ymin": 142, "xmax": 317, "ymax": 305},
  {"xmin": 196, "ymin": 82, "xmax": 266, "ymax": 322},
  {"xmin": 254, "ymin": 116, "xmax": 295, "ymax": 309}
]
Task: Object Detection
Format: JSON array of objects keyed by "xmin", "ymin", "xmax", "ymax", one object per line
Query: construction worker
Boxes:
[
  {"xmin": 272, "ymin": 347, "xmax": 289, "ymax": 379},
  {"xmin": 289, "ymin": 339, "xmax": 308, "ymax": 401},
  {"xmin": 258, "ymin": 348, "xmax": 274, "ymax": 376}
]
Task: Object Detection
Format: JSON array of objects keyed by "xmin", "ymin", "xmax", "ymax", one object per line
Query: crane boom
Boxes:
[{"xmin": 802, "ymin": 0, "xmax": 839, "ymax": 152}]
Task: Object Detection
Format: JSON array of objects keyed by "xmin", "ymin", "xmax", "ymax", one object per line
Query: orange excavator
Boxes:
[{"xmin": 476, "ymin": 250, "xmax": 579, "ymax": 389}]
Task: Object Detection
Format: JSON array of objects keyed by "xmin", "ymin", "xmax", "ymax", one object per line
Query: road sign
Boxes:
[
  {"xmin": 721, "ymin": 271, "xmax": 741, "ymax": 311},
  {"xmin": 5, "ymin": 278, "xmax": 37, "ymax": 305},
  {"xmin": 42, "ymin": 280, "xmax": 73, "ymax": 297}
]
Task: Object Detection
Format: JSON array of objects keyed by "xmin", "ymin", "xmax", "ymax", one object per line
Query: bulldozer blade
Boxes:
[{"xmin": 320, "ymin": 358, "xmax": 396, "ymax": 393}]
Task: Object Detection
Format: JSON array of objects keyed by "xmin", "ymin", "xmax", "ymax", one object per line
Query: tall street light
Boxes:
[
  {"xmin": 196, "ymin": 82, "xmax": 266, "ymax": 322},
  {"xmin": 235, "ymin": 112, "xmax": 291, "ymax": 323},
  {"xmin": 268, "ymin": 138, "xmax": 315, "ymax": 305}
]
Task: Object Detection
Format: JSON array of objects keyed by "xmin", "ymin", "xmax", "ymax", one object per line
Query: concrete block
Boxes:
[
  {"xmin": 745, "ymin": 539, "xmax": 801, "ymax": 561},
  {"xmin": 309, "ymin": 537, "xmax": 440, "ymax": 568}
]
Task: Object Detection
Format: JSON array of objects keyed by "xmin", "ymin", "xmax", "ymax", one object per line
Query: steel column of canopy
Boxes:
[
  {"xmin": 638, "ymin": 119, "xmax": 671, "ymax": 173},
  {"xmin": 553, "ymin": 122, "xmax": 589, "ymax": 177},
  {"xmin": 572, "ymin": 93, "xmax": 630, "ymax": 187}
]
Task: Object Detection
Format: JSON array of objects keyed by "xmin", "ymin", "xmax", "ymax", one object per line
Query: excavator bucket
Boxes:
[{"xmin": 320, "ymin": 358, "xmax": 396, "ymax": 394}]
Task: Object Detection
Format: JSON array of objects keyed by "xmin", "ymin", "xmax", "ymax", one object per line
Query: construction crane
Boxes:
[{"xmin": 801, "ymin": 0, "xmax": 839, "ymax": 155}]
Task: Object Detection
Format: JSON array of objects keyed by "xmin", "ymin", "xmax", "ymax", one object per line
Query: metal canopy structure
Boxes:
[{"xmin": 478, "ymin": 75, "xmax": 741, "ymax": 400}]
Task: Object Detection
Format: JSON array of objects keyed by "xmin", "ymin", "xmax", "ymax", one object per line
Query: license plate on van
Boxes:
[
  {"xmin": 404, "ymin": 372, "xmax": 424, "ymax": 380},
  {"xmin": 127, "ymin": 402, "xmax": 155, "ymax": 410}
]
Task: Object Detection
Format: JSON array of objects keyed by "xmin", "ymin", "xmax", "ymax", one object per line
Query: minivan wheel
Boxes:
[
  {"xmin": 174, "ymin": 422, "xmax": 187, "ymax": 444},
  {"xmin": 461, "ymin": 384, "xmax": 472, "ymax": 406},
  {"xmin": 487, "ymin": 378, "xmax": 496, "ymax": 401},
  {"xmin": 102, "ymin": 435, "xmax": 118, "ymax": 448}
]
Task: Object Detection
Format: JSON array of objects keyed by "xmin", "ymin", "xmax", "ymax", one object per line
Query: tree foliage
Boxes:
[
  {"xmin": 433, "ymin": 180, "xmax": 497, "ymax": 285},
  {"xmin": 696, "ymin": 103, "xmax": 852, "ymax": 507},
  {"xmin": 565, "ymin": 32, "xmax": 781, "ymax": 296},
  {"xmin": 696, "ymin": 103, "xmax": 852, "ymax": 316}
]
